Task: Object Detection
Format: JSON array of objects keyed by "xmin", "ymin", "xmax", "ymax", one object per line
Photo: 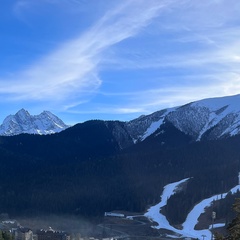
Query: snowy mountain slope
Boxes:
[
  {"xmin": 1, "ymin": 94, "xmax": 240, "ymax": 141},
  {"xmin": 125, "ymin": 108, "xmax": 175, "ymax": 142},
  {"xmin": 167, "ymin": 95, "xmax": 240, "ymax": 141},
  {"xmin": 126, "ymin": 94, "xmax": 240, "ymax": 142},
  {"xmin": 0, "ymin": 109, "xmax": 69, "ymax": 136}
]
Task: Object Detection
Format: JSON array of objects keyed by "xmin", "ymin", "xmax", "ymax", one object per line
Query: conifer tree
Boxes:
[
  {"xmin": 227, "ymin": 198, "xmax": 240, "ymax": 239},
  {"xmin": 215, "ymin": 198, "xmax": 240, "ymax": 240},
  {"xmin": 214, "ymin": 232, "xmax": 224, "ymax": 240}
]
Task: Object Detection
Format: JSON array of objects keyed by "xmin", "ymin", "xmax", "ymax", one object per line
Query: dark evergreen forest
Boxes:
[{"xmin": 0, "ymin": 120, "xmax": 239, "ymax": 225}]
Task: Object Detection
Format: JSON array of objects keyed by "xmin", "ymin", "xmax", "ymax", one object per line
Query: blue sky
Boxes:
[{"xmin": 1, "ymin": 0, "xmax": 240, "ymax": 124}]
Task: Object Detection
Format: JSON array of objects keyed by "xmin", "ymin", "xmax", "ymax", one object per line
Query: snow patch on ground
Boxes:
[
  {"xmin": 145, "ymin": 178, "xmax": 240, "ymax": 239},
  {"xmin": 210, "ymin": 223, "xmax": 225, "ymax": 229},
  {"xmin": 141, "ymin": 119, "xmax": 164, "ymax": 141},
  {"xmin": 140, "ymin": 108, "xmax": 176, "ymax": 141}
]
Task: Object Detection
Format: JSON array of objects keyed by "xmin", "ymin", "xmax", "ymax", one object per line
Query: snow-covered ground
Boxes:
[
  {"xmin": 140, "ymin": 108, "xmax": 176, "ymax": 141},
  {"xmin": 141, "ymin": 119, "xmax": 164, "ymax": 141},
  {"xmin": 145, "ymin": 178, "xmax": 240, "ymax": 239}
]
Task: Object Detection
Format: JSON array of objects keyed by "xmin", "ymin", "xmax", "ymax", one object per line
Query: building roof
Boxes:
[{"xmin": 18, "ymin": 227, "xmax": 32, "ymax": 233}]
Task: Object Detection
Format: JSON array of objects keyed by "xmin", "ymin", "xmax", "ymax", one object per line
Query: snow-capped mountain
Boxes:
[
  {"xmin": 1, "ymin": 94, "xmax": 240, "ymax": 141},
  {"xmin": 0, "ymin": 109, "xmax": 69, "ymax": 136},
  {"xmin": 126, "ymin": 94, "xmax": 240, "ymax": 142}
]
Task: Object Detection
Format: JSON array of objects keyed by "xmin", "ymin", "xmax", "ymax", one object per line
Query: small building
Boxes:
[
  {"xmin": 104, "ymin": 212, "xmax": 125, "ymax": 218},
  {"xmin": 36, "ymin": 227, "xmax": 70, "ymax": 240}
]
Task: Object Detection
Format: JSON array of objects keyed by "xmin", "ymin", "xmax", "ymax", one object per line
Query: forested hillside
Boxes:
[{"xmin": 0, "ymin": 119, "xmax": 240, "ymax": 226}]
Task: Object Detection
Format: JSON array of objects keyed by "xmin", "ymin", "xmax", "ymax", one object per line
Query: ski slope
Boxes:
[{"xmin": 145, "ymin": 178, "xmax": 240, "ymax": 239}]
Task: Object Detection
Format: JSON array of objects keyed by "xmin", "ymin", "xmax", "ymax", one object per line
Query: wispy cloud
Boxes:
[
  {"xmin": 2, "ymin": 0, "xmax": 240, "ymax": 122},
  {"xmin": 101, "ymin": 79, "xmax": 240, "ymax": 116},
  {"xmin": 97, "ymin": 0, "xmax": 240, "ymax": 115},
  {"xmin": 1, "ymin": 0, "xmax": 176, "ymax": 107}
]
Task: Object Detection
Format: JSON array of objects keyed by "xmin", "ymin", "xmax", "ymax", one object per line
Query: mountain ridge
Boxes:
[
  {"xmin": 1, "ymin": 94, "xmax": 240, "ymax": 144},
  {"xmin": 0, "ymin": 108, "xmax": 69, "ymax": 136},
  {"xmin": 125, "ymin": 94, "xmax": 240, "ymax": 143}
]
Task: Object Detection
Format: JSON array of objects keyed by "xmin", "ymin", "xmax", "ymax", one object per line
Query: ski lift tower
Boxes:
[{"xmin": 211, "ymin": 211, "xmax": 216, "ymax": 240}]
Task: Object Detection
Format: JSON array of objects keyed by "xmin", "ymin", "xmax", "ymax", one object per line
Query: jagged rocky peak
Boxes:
[
  {"xmin": 16, "ymin": 108, "xmax": 31, "ymax": 117},
  {"xmin": 0, "ymin": 109, "xmax": 69, "ymax": 136}
]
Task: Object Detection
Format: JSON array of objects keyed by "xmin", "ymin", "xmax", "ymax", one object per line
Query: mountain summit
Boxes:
[
  {"xmin": 125, "ymin": 94, "xmax": 240, "ymax": 142},
  {"xmin": 0, "ymin": 109, "xmax": 69, "ymax": 136}
]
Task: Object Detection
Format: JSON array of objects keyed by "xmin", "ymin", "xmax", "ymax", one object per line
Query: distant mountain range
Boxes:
[
  {"xmin": 2, "ymin": 94, "xmax": 240, "ymax": 142},
  {"xmin": 0, "ymin": 109, "xmax": 69, "ymax": 136},
  {"xmin": 1, "ymin": 94, "xmax": 240, "ymax": 231}
]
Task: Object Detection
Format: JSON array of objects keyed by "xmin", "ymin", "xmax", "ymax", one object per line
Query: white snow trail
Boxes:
[{"xmin": 145, "ymin": 178, "xmax": 240, "ymax": 239}]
